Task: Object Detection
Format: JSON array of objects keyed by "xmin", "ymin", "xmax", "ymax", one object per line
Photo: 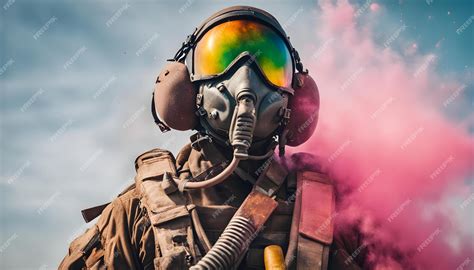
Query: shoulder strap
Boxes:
[
  {"xmin": 296, "ymin": 171, "xmax": 335, "ymax": 270},
  {"xmin": 134, "ymin": 148, "xmax": 198, "ymax": 269}
]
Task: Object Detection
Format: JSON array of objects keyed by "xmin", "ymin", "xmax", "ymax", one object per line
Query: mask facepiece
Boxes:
[{"xmin": 198, "ymin": 58, "xmax": 289, "ymax": 151}]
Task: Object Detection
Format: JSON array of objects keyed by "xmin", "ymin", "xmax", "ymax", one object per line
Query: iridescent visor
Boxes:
[{"xmin": 193, "ymin": 20, "xmax": 293, "ymax": 89}]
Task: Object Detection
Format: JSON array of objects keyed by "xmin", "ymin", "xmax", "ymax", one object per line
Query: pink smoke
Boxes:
[{"xmin": 292, "ymin": 1, "xmax": 473, "ymax": 269}]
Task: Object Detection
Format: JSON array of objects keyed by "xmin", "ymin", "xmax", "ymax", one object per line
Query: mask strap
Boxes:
[
  {"xmin": 292, "ymin": 48, "xmax": 307, "ymax": 74},
  {"xmin": 173, "ymin": 31, "xmax": 197, "ymax": 62}
]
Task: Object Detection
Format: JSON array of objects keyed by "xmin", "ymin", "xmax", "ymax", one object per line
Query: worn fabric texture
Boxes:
[{"xmin": 59, "ymin": 141, "xmax": 365, "ymax": 269}]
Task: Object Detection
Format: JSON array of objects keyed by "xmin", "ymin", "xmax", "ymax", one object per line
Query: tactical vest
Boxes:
[{"xmin": 81, "ymin": 148, "xmax": 335, "ymax": 269}]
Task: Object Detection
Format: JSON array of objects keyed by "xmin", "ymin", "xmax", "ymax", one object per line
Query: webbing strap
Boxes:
[
  {"xmin": 297, "ymin": 236, "xmax": 330, "ymax": 270},
  {"xmin": 255, "ymin": 154, "xmax": 288, "ymax": 197},
  {"xmin": 296, "ymin": 171, "xmax": 335, "ymax": 270}
]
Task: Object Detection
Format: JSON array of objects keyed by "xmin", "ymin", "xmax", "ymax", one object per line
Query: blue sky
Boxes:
[{"xmin": 0, "ymin": 0, "xmax": 472, "ymax": 269}]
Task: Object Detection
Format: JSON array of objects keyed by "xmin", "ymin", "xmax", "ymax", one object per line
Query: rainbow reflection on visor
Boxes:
[{"xmin": 193, "ymin": 20, "xmax": 293, "ymax": 88}]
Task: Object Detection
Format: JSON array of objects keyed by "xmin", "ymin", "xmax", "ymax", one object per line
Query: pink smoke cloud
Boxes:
[
  {"xmin": 370, "ymin": 3, "xmax": 381, "ymax": 12},
  {"xmin": 292, "ymin": 0, "xmax": 473, "ymax": 269}
]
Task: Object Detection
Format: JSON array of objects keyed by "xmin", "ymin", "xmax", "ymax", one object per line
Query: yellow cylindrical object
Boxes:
[{"xmin": 264, "ymin": 245, "xmax": 286, "ymax": 270}]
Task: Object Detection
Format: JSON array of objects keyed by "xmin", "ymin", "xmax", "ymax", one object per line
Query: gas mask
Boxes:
[
  {"xmin": 197, "ymin": 55, "xmax": 289, "ymax": 153},
  {"xmin": 151, "ymin": 6, "xmax": 320, "ymax": 190}
]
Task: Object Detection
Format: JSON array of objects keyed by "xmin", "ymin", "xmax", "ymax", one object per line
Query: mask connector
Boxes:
[{"xmin": 229, "ymin": 96, "xmax": 256, "ymax": 160}]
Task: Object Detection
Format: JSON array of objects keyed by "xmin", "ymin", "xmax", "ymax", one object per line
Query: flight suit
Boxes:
[{"xmin": 59, "ymin": 137, "xmax": 366, "ymax": 269}]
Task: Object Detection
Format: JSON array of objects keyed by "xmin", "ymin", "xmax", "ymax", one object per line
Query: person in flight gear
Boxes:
[{"xmin": 60, "ymin": 6, "xmax": 367, "ymax": 270}]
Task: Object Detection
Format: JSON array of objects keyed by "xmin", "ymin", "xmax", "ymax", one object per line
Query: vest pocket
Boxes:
[{"xmin": 154, "ymin": 246, "xmax": 189, "ymax": 269}]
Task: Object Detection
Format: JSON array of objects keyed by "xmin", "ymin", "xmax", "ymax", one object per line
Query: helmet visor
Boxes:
[{"xmin": 193, "ymin": 20, "xmax": 293, "ymax": 89}]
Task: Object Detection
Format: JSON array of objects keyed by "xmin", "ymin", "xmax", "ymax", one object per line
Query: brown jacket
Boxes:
[{"xmin": 59, "ymin": 142, "xmax": 365, "ymax": 269}]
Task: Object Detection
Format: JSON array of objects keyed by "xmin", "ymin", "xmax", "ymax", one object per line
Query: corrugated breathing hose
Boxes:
[{"xmin": 190, "ymin": 216, "xmax": 256, "ymax": 269}]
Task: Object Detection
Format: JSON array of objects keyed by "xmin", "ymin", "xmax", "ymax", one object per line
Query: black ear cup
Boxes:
[
  {"xmin": 153, "ymin": 61, "xmax": 198, "ymax": 131},
  {"xmin": 286, "ymin": 73, "xmax": 320, "ymax": 146}
]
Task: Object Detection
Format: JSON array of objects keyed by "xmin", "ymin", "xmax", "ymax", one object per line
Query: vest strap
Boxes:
[{"xmin": 294, "ymin": 171, "xmax": 335, "ymax": 270}]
